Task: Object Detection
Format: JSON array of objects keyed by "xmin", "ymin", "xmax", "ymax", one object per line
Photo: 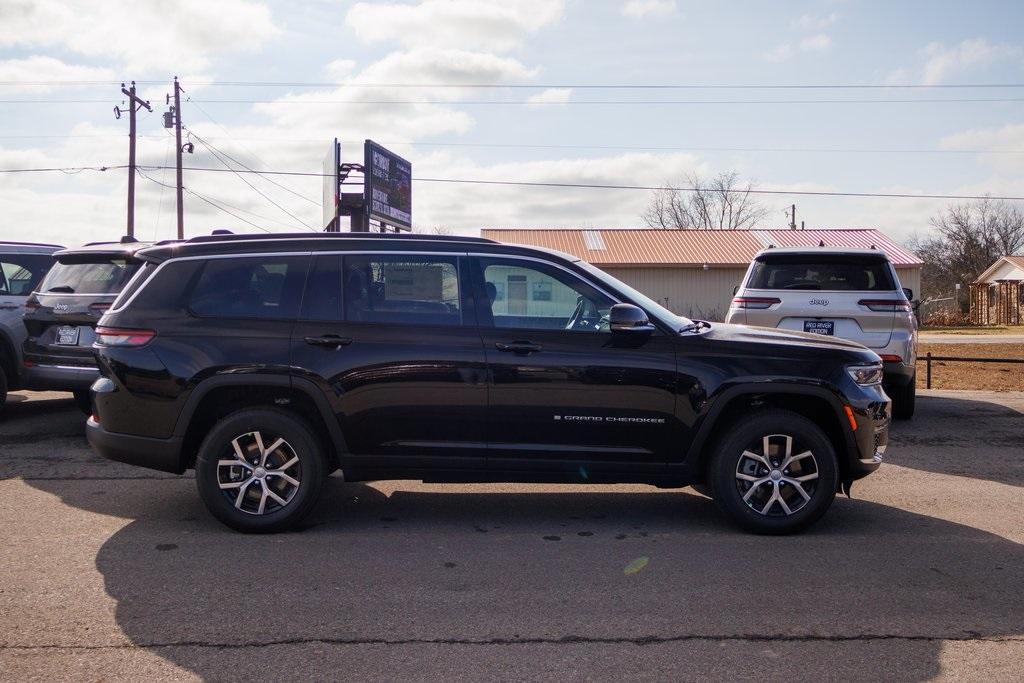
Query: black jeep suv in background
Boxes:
[
  {"xmin": 23, "ymin": 238, "xmax": 150, "ymax": 412},
  {"xmin": 87, "ymin": 233, "xmax": 889, "ymax": 534}
]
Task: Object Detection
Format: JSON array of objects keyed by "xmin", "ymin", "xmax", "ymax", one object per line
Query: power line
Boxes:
[
  {"xmin": 137, "ymin": 167, "xmax": 275, "ymax": 233},
  {"xmin": 5, "ymin": 97, "xmax": 1024, "ymax": 105},
  {"xmin": 185, "ymin": 98, "xmax": 320, "ymax": 205},
  {"xmin": 4, "ymin": 80, "xmax": 1024, "ymax": 89},
  {"xmin": 133, "ymin": 164, "xmax": 1024, "ymax": 202},
  {"xmin": 185, "ymin": 128, "xmax": 317, "ymax": 231},
  {"xmin": 3, "ymin": 133, "xmax": 1024, "ymax": 155},
  {"xmin": 0, "ymin": 165, "xmax": 123, "ymax": 173}
]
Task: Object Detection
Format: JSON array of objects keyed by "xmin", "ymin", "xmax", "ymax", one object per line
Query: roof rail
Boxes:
[
  {"xmin": 182, "ymin": 232, "xmax": 497, "ymax": 245},
  {"xmin": 0, "ymin": 241, "xmax": 65, "ymax": 249}
]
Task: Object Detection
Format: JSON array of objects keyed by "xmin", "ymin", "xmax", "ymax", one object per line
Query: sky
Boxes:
[{"xmin": 1, "ymin": 0, "xmax": 1024, "ymax": 248}]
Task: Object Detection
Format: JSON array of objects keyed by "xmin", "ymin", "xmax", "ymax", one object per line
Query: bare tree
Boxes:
[
  {"xmin": 908, "ymin": 198, "xmax": 1024, "ymax": 302},
  {"xmin": 642, "ymin": 171, "xmax": 770, "ymax": 230}
]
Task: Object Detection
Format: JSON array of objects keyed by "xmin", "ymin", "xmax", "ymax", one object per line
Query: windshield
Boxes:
[
  {"xmin": 38, "ymin": 258, "xmax": 141, "ymax": 295},
  {"xmin": 747, "ymin": 254, "xmax": 896, "ymax": 291},
  {"xmin": 576, "ymin": 260, "xmax": 694, "ymax": 331}
]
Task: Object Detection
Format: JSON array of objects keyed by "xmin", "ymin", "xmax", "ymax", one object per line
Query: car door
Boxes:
[
  {"xmin": 289, "ymin": 252, "xmax": 487, "ymax": 473},
  {"xmin": 471, "ymin": 255, "xmax": 677, "ymax": 477}
]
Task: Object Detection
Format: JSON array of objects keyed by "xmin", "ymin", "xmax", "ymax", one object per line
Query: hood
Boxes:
[{"xmin": 694, "ymin": 322, "xmax": 881, "ymax": 366}]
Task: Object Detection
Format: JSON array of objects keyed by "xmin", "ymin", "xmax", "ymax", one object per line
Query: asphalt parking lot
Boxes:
[{"xmin": 1, "ymin": 390, "xmax": 1022, "ymax": 681}]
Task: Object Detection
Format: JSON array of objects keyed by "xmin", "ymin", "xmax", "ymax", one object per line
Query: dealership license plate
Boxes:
[
  {"xmin": 803, "ymin": 320, "xmax": 834, "ymax": 336},
  {"xmin": 56, "ymin": 325, "xmax": 80, "ymax": 346}
]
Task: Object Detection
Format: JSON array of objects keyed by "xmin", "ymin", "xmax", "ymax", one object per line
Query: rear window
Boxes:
[
  {"xmin": 189, "ymin": 256, "xmax": 308, "ymax": 319},
  {"xmin": 747, "ymin": 254, "xmax": 896, "ymax": 291},
  {"xmin": 38, "ymin": 258, "xmax": 140, "ymax": 295},
  {"xmin": 0, "ymin": 254, "xmax": 53, "ymax": 296}
]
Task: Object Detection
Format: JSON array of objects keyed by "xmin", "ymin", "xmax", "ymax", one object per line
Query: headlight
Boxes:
[{"xmin": 847, "ymin": 363, "xmax": 884, "ymax": 386}]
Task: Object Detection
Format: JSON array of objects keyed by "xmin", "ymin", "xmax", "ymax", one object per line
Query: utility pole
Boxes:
[
  {"xmin": 789, "ymin": 204, "xmax": 797, "ymax": 230},
  {"xmin": 163, "ymin": 77, "xmax": 187, "ymax": 239},
  {"xmin": 116, "ymin": 82, "xmax": 151, "ymax": 239}
]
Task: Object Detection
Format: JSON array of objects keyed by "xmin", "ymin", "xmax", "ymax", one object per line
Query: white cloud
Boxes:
[
  {"xmin": 323, "ymin": 59, "xmax": 358, "ymax": 80},
  {"xmin": 889, "ymin": 38, "xmax": 1024, "ymax": 85},
  {"xmin": 940, "ymin": 122, "xmax": 1024, "ymax": 174},
  {"xmin": 922, "ymin": 38, "xmax": 1022, "ymax": 85},
  {"xmin": 621, "ymin": 0, "xmax": 677, "ymax": 20},
  {"xmin": 762, "ymin": 44, "xmax": 794, "ymax": 63},
  {"xmin": 0, "ymin": 56, "xmax": 116, "ymax": 92},
  {"xmin": 526, "ymin": 88, "xmax": 572, "ymax": 106},
  {"xmin": 799, "ymin": 34, "xmax": 831, "ymax": 52},
  {"xmin": 791, "ymin": 13, "xmax": 839, "ymax": 31},
  {"xmin": 0, "ymin": 0, "xmax": 280, "ymax": 72},
  {"xmin": 345, "ymin": 0, "xmax": 565, "ymax": 52}
]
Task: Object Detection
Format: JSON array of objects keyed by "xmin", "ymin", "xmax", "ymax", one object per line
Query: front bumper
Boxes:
[
  {"xmin": 845, "ymin": 390, "xmax": 890, "ymax": 480},
  {"xmin": 86, "ymin": 416, "xmax": 185, "ymax": 474}
]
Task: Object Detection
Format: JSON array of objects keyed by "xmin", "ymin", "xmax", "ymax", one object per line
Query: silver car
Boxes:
[
  {"xmin": 725, "ymin": 246, "xmax": 917, "ymax": 419},
  {"xmin": 0, "ymin": 241, "xmax": 62, "ymax": 412}
]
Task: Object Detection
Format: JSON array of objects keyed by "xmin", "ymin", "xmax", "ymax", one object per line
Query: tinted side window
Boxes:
[
  {"xmin": 189, "ymin": 256, "xmax": 308, "ymax": 319},
  {"xmin": 301, "ymin": 255, "xmax": 343, "ymax": 321},
  {"xmin": 480, "ymin": 258, "xmax": 614, "ymax": 332},
  {"xmin": 0, "ymin": 255, "xmax": 53, "ymax": 296},
  {"xmin": 344, "ymin": 255, "xmax": 461, "ymax": 326},
  {"xmin": 747, "ymin": 255, "xmax": 896, "ymax": 291}
]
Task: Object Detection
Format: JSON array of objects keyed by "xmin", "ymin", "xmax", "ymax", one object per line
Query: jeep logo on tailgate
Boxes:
[{"xmin": 808, "ymin": 298, "xmax": 829, "ymax": 306}]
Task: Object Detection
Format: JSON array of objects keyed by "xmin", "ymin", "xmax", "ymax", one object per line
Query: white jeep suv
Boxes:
[{"xmin": 725, "ymin": 246, "xmax": 917, "ymax": 419}]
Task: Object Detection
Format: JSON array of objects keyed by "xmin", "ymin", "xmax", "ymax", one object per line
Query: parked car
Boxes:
[
  {"xmin": 725, "ymin": 247, "xmax": 917, "ymax": 419},
  {"xmin": 87, "ymin": 233, "xmax": 889, "ymax": 534},
  {"xmin": 22, "ymin": 238, "xmax": 151, "ymax": 412},
  {"xmin": 0, "ymin": 241, "xmax": 63, "ymax": 411}
]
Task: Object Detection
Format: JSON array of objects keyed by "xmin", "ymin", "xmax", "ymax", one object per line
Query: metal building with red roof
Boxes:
[{"xmin": 481, "ymin": 228, "xmax": 921, "ymax": 321}]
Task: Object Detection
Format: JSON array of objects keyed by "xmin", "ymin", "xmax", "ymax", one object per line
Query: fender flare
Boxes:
[
  {"xmin": 683, "ymin": 380, "xmax": 856, "ymax": 467},
  {"xmin": 172, "ymin": 373, "xmax": 348, "ymax": 459}
]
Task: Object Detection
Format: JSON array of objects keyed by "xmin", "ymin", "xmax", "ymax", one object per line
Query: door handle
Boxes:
[
  {"xmin": 495, "ymin": 341, "xmax": 542, "ymax": 354},
  {"xmin": 304, "ymin": 335, "xmax": 353, "ymax": 348}
]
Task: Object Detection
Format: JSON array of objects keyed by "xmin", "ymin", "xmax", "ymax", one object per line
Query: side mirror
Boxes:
[
  {"xmin": 902, "ymin": 287, "xmax": 913, "ymax": 301},
  {"xmin": 732, "ymin": 285, "xmax": 739, "ymax": 295},
  {"xmin": 609, "ymin": 303, "xmax": 655, "ymax": 333}
]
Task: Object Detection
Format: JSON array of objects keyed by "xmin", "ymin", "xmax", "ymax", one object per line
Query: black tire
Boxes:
[
  {"xmin": 0, "ymin": 364, "xmax": 8, "ymax": 415},
  {"xmin": 73, "ymin": 389, "xmax": 92, "ymax": 414},
  {"xmin": 890, "ymin": 374, "xmax": 916, "ymax": 420},
  {"xmin": 690, "ymin": 483, "xmax": 712, "ymax": 498},
  {"xmin": 195, "ymin": 408, "xmax": 326, "ymax": 533},
  {"xmin": 709, "ymin": 410, "xmax": 839, "ymax": 535}
]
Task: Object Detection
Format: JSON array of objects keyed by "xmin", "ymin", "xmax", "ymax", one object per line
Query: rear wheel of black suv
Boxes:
[
  {"xmin": 0, "ymin": 364, "xmax": 8, "ymax": 414},
  {"xmin": 195, "ymin": 408, "xmax": 326, "ymax": 533},
  {"xmin": 709, "ymin": 410, "xmax": 838, "ymax": 535},
  {"xmin": 72, "ymin": 389, "xmax": 92, "ymax": 415}
]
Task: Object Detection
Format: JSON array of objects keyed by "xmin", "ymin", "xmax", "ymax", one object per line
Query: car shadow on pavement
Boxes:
[
  {"xmin": 888, "ymin": 393, "xmax": 1024, "ymax": 487},
  {"xmin": 22, "ymin": 474, "xmax": 1024, "ymax": 682}
]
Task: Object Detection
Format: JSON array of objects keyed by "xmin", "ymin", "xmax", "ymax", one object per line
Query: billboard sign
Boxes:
[
  {"xmin": 322, "ymin": 138, "xmax": 340, "ymax": 230},
  {"xmin": 364, "ymin": 139, "xmax": 411, "ymax": 231}
]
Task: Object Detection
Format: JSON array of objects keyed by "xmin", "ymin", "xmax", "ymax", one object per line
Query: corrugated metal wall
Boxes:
[
  {"xmin": 604, "ymin": 266, "xmax": 747, "ymax": 321},
  {"xmin": 604, "ymin": 265, "xmax": 923, "ymax": 321}
]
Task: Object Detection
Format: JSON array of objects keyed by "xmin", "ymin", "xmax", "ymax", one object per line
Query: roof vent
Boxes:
[
  {"xmin": 870, "ymin": 244, "xmax": 877, "ymax": 249},
  {"xmin": 211, "ymin": 229, "xmax": 234, "ymax": 235},
  {"xmin": 818, "ymin": 240, "xmax": 825, "ymax": 247},
  {"xmin": 582, "ymin": 230, "xmax": 606, "ymax": 250}
]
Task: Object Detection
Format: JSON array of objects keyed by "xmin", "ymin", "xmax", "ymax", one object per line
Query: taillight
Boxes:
[
  {"xmin": 94, "ymin": 326, "xmax": 156, "ymax": 347},
  {"xmin": 858, "ymin": 299, "xmax": 912, "ymax": 312},
  {"xmin": 89, "ymin": 302, "xmax": 111, "ymax": 315},
  {"xmin": 732, "ymin": 297, "xmax": 781, "ymax": 310}
]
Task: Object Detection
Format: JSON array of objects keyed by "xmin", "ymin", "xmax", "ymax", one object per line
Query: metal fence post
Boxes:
[{"xmin": 926, "ymin": 352, "xmax": 932, "ymax": 389}]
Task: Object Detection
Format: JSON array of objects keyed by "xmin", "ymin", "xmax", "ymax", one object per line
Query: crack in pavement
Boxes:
[{"xmin": 4, "ymin": 633, "xmax": 1024, "ymax": 651}]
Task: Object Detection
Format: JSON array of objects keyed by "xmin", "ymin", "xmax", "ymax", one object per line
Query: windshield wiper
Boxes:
[
  {"xmin": 679, "ymin": 320, "xmax": 710, "ymax": 334},
  {"xmin": 47, "ymin": 285, "xmax": 75, "ymax": 293}
]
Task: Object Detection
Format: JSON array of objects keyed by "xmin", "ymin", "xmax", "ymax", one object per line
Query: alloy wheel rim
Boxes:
[
  {"xmin": 734, "ymin": 434, "xmax": 819, "ymax": 517},
  {"xmin": 216, "ymin": 431, "xmax": 301, "ymax": 516}
]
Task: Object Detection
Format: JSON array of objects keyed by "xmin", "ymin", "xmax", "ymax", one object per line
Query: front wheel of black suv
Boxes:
[
  {"xmin": 709, "ymin": 410, "xmax": 839, "ymax": 535},
  {"xmin": 195, "ymin": 408, "xmax": 326, "ymax": 533},
  {"xmin": 889, "ymin": 373, "xmax": 916, "ymax": 420}
]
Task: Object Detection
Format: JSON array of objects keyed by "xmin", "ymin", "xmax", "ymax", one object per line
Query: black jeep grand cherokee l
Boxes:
[{"xmin": 87, "ymin": 233, "xmax": 889, "ymax": 534}]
